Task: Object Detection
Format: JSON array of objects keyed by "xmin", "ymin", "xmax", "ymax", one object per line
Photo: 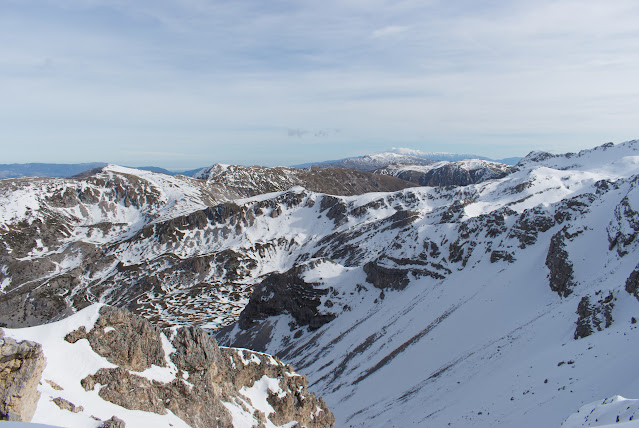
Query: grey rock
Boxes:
[
  {"xmin": 574, "ymin": 292, "xmax": 615, "ymax": 339},
  {"xmin": 238, "ymin": 266, "xmax": 335, "ymax": 331},
  {"xmin": 65, "ymin": 305, "xmax": 165, "ymax": 372},
  {"xmin": 71, "ymin": 306, "xmax": 334, "ymax": 427},
  {"xmin": 546, "ymin": 228, "xmax": 576, "ymax": 298},
  {"xmin": 0, "ymin": 334, "xmax": 46, "ymax": 421},
  {"xmin": 99, "ymin": 416, "xmax": 126, "ymax": 428},
  {"xmin": 52, "ymin": 397, "xmax": 83, "ymax": 413}
]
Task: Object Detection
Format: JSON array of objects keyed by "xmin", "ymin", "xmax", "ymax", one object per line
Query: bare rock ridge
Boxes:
[
  {"xmin": 0, "ymin": 331, "xmax": 46, "ymax": 421},
  {"xmin": 194, "ymin": 163, "xmax": 420, "ymax": 197},
  {"xmin": 62, "ymin": 305, "xmax": 334, "ymax": 427}
]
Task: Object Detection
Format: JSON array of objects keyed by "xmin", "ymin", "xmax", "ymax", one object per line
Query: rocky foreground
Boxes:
[{"xmin": 0, "ymin": 304, "xmax": 334, "ymax": 427}]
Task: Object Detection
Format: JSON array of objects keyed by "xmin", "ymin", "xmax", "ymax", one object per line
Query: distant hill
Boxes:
[
  {"xmin": 294, "ymin": 148, "xmax": 522, "ymax": 171},
  {"xmin": 0, "ymin": 162, "xmax": 108, "ymax": 179}
]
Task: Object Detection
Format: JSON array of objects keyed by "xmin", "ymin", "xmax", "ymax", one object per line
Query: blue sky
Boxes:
[{"xmin": 2, "ymin": 0, "xmax": 639, "ymax": 169}]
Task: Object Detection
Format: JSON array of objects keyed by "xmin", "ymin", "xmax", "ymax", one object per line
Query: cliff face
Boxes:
[{"xmin": 2, "ymin": 305, "xmax": 334, "ymax": 427}]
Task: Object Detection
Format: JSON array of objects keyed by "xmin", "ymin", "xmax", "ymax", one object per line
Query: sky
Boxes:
[{"xmin": 1, "ymin": 0, "xmax": 639, "ymax": 169}]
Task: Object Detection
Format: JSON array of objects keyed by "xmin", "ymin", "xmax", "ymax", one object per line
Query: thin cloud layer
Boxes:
[{"xmin": 1, "ymin": 0, "xmax": 639, "ymax": 167}]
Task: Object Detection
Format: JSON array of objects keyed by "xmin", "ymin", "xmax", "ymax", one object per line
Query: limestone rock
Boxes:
[
  {"xmin": 65, "ymin": 305, "xmax": 165, "ymax": 372},
  {"xmin": 99, "ymin": 416, "xmax": 126, "ymax": 428},
  {"xmin": 69, "ymin": 306, "xmax": 334, "ymax": 427},
  {"xmin": 0, "ymin": 334, "xmax": 46, "ymax": 421}
]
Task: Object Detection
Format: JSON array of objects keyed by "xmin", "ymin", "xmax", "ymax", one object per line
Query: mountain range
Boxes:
[
  {"xmin": 1, "ymin": 140, "xmax": 638, "ymax": 426},
  {"xmin": 0, "ymin": 148, "xmax": 522, "ymax": 179}
]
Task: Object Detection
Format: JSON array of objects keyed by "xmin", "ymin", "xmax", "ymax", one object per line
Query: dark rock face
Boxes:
[
  {"xmin": 0, "ymin": 332, "xmax": 46, "ymax": 421},
  {"xmin": 238, "ymin": 266, "xmax": 336, "ymax": 331},
  {"xmin": 67, "ymin": 306, "xmax": 334, "ymax": 427},
  {"xmin": 546, "ymin": 228, "xmax": 576, "ymax": 298},
  {"xmin": 574, "ymin": 292, "xmax": 615, "ymax": 339},
  {"xmin": 363, "ymin": 260, "xmax": 411, "ymax": 291},
  {"xmin": 626, "ymin": 264, "xmax": 639, "ymax": 300},
  {"xmin": 490, "ymin": 250, "xmax": 515, "ymax": 263},
  {"xmin": 607, "ymin": 192, "xmax": 639, "ymax": 257},
  {"xmin": 510, "ymin": 207, "xmax": 556, "ymax": 248}
]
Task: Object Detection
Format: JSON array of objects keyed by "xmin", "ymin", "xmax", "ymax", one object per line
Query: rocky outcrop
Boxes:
[
  {"xmin": 99, "ymin": 416, "xmax": 126, "ymax": 428},
  {"xmin": 546, "ymin": 228, "xmax": 576, "ymax": 298},
  {"xmin": 238, "ymin": 266, "xmax": 336, "ymax": 331},
  {"xmin": 607, "ymin": 191, "xmax": 639, "ymax": 257},
  {"xmin": 625, "ymin": 263, "xmax": 639, "ymax": 300},
  {"xmin": 63, "ymin": 305, "xmax": 334, "ymax": 427},
  {"xmin": 574, "ymin": 292, "xmax": 615, "ymax": 339},
  {"xmin": 364, "ymin": 259, "xmax": 411, "ymax": 291},
  {"xmin": 0, "ymin": 331, "xmax": 46, "ymax": 421},
  {"xmin": 65, "ymin": 306, "xmax": 165, "ymax": 371}
]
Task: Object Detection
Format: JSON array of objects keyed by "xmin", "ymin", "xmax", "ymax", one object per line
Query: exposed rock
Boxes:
[
  {"xmin": 625, "ymin": 263, "xmax": 639, "ymax": 300},
  {"xmin": 70, "ymin": 306, "xmax": 334, "ymax": 427},
  {"xmin": 0, "ymin": 334, "xmax": 46, "ymax": 421},
  {"xmin": 607, "ymin": 192, "xmax": 639, "ymax": 257},
  {"xmin": 510, "ymin": 206, "xmax": 556, "ymax": 248},
  {"xmin": 52, "ymin": 397, "xmax": 83, "ymax": 413},
  {"xmin": 65, "ymin": 305, "xmax": 165, "ymax": 372},
  {"xmin": 238, "ymin": 266, "xmax": 336, "ymax": 331},
  {"xmin": 363, "ymin": 259, "xmax": 411, "ymax": 291},
  {"xmin": 99, "ymin": 416, "xmax": 126, "ymax": 428},
  {"xmin": 574, "ymin": 293, "xmax": 615, "ymax": 339},
  {"xmin": 490, "ymin": 250, "xmax": 515, "ymax": 263},
  {"xmin": 546, "ymin": 228, "xmax": 576, "ymax": 298}
]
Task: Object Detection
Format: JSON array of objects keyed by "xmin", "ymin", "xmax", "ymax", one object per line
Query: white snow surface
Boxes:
[{"xmin": 563, "ymin": 396, "xmax": 639, "ymax": 427}]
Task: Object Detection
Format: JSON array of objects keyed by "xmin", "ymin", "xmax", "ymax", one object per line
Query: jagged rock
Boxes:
[
  {"xmin": 221, "ymin": 348, "xmax": 335, "ymax": 427},
  {"xmin": 238, "ymin": 266, "xmax": 335, "ymax": 331},
  {"xmin": 607, "ymin": 192, "xmax": 639, "ymax": 257},
  {"xmin": 490, "ymin": 250, "xmax": 515, "ymax": 263},
  {"xmin": 625, "ymin": 263, "xmax": 639, "ymax": 300},
  {"xmin": 99, "ymin": 416, "xmax": 126, "ymax": 428},
  {"xmin": 52, "ymin": 397, "xmax": 83, "ymax": 413},
  {"xmin": 574, "ymin": 293, "xmax": 615, "ymax": 339},
  {"xmin": 65, "ymin": 305, "xmax": 165, "ymax": 372},
  {"xmin": 70, "ymin": 306, "xmax": 334, "ymax": 427},
  {"xmin": 546, "ymin": 228, "xmax": 576, "ymax": 298},
  {"xmin": 0, "ymin": 334, "xmax": 46, "ymax": 421},
  {"xmin": 320, "ymin": 196, "xmax": 348, "ymax": 227},
  {"xmin": 510, "ymin": 206, "xmax": 556, "ymax": 248}
]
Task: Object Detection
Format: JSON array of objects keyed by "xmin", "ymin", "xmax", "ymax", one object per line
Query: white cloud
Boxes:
[{"xmin": 1, "ymin": 0, "xmax": 639, "ymax": 166}]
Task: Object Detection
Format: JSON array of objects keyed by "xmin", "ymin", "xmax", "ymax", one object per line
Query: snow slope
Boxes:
[{"xmin": 215, "ymin": 140, "xmax": 639, "ymax": 427}]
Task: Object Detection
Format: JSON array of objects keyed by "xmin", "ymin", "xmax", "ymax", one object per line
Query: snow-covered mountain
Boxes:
[
  {"xmin": 2, "ymin": 140, "xmax": 639, "ymax": 426},
  {"xmin": 0, "ymin": 163, "xmax": 416, "ymax": 329},
  {"xmin": 376, "ymin": 158, "xmax": 517, "ymax": 187},
  {"xmin": 211, "ymin": 140, "xmax": 639, "ymax": 427},
  {"xmin": 295, "ymin": 148, "xmax": 520, "ymax": 171}
]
